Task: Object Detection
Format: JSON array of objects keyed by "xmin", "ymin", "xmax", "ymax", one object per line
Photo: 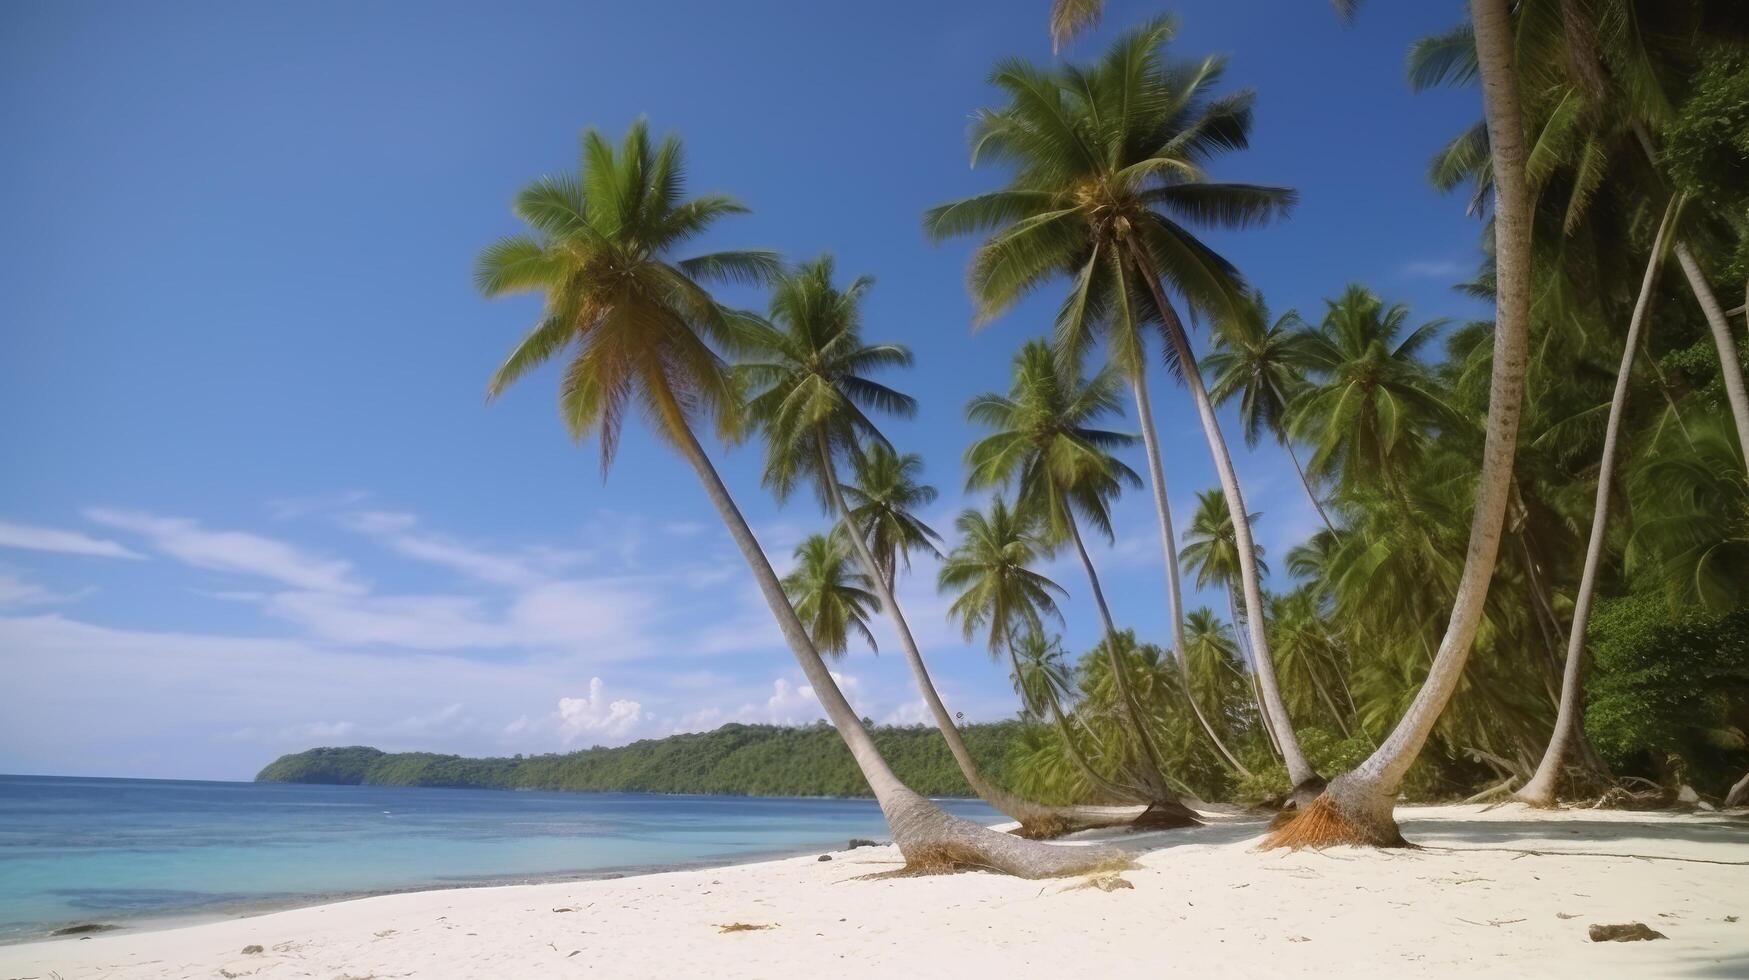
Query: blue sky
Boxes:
[{"xmin": 0, "ymin": 0, "xmax": 1491, "ymax": 780}]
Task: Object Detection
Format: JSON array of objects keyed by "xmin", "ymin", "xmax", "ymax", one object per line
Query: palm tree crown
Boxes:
[
  {"xmin": 840, "ymin": 445, "xmax": 943, "ymax": 589},
  {"xmin": 938, "ymin": 497, "xmax": 1067, "ymax": 654},
  {"xmin": 476, "ymin": 120, "xmax": 779, "ymax": 470},
  {"xmin": 782, "ymin": 534, "xmax": 880, "ymax": 658},
  {"xmin": 965, "ymin": 339, "xmax": 1140, "ymax": 544}
]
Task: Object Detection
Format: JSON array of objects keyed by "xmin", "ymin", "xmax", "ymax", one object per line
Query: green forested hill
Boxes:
[{"xmin": 255, "ymin": 722, "xmax": 1027, "ymax": 798}]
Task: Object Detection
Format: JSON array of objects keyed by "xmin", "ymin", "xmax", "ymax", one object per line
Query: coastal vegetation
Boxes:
[{"xmin": 459, "ymin": 0, "xmax": 1749, "ymax": 871}]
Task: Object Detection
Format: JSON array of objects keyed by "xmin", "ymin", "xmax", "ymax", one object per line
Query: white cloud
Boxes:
[
  {"xmin": 0, "ymin": 520, "xmax": 144, "ymax": 560},
  {"xmin": 341, "ymin": 510, "xmax": 578, "ymax": 587},
  {"xmin": 1401, "ymin": 258, "xmax": 1466, "ymax": 279},
  {"xmin": 0, "ymin": 570, "xmax": 91, "ymax": 608},
  {"xmin": 764, "ymin": 671, "xmax": 862, "ymax": 725},
  {"xmin": 86, "ymin": 508, "xmax": 364, "ymax": 594},
  {"xmin": 557, "ymin": 679, "xmax": 644, "ymax": 742}
]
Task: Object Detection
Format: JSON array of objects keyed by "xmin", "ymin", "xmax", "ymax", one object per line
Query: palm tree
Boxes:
[
  {"xmin": 924, "ymin": 17, "xmax": 1313, "ymax": 796},
  {"xmin": 965, "ymin": 340, "xmax": 1250, "ymax": 781},
  {"xmin": 839, "ymin": 444, "xmax": 943, "ymax": 592},
  {"xmin": 1011, "ymin": 629, "xmax": 1147, "ymax": 802},
  {"xmin": 478, "ymin": 123, "xmax": 1116, "ymax": 877},
  {"xmin": 1179, "ymin": 489, "xmax": 1282, "ymax": 755},
  {"xmin": 782, "ymin": 534, "xmax": 880, "ymax": 659},
  {"xmin": 1267, "ymin": 0, "xmax": 1537, "ymax": 847},
  {"xmin": 1514, "ymin": 198, "xmax": 1681, "ymax": 807},
  {"xmin": 1205, "ymin": 290, "xmax": 1335, "ymax": 533},
  {"xmin": 940, "ymin": 498, "xmax": 1195, "ymax": 825},
  {"xmin": 738, "ymin": 256, "xmax": 1091, "ymax": 837},
  {"xmin": 1287, "ymin": 285, "xmax": 1452, "ymax": 499}
]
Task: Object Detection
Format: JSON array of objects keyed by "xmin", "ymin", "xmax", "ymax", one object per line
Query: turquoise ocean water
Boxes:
[{"xmin": 0, "ymin": 774, "xmax": 998, "ymax": 941}]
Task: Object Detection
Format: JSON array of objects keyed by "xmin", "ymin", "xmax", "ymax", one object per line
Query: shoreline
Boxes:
[{"xmin": 3, "ymin": 804, "xmax": 1744, "ymax": 978}]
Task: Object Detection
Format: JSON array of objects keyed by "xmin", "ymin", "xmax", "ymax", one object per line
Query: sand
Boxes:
[{"xmin": 3, "ymin": 804, "xmax": 1744, "ymax": 979}]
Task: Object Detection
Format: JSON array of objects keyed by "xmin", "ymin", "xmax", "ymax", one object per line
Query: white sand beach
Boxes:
[{"xmin": 4, "ymin": 804, "xmax": 1744, "ymax": 979}]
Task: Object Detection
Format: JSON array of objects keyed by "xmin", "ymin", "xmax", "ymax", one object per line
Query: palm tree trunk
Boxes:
[
  {"xmin": 1516, "ymin": 197, "xmax": 1678, "ymax": 807},
  {"xmin": 1228, "ymin": 590, "xmax": 1282, "ymax": 759},
  {"xmin": 1128, "ymin": 240, "xmax": 1319, "ymax": 795},
  {"xmin": 1267, "ymin": 0, "xmax": 1534, "ymax": 847},
  {"xmin": 669, "ymin": 410, "xmax": 1122, "ymax": 876},
  {"xmin": 814, "ymin": 431, "xmax": 1161, "ymax": 835},
  {"xmin": 1283, "ymin": 439, "xmax": 1337, "ymax": 535},
  {"xmin": 1673, "ymin": 241, "xmax": 1749, "ymax": 472},
  {"xmin": 1127, "ymin": 368, "xmax": 1255, "ymax": 780},
  {"xmin": 1002, "ymin": 638, "xmax": 1148, "ymax": 804},
  {"xmin": 1064, "ymin": 505, "xmax": 1250, "ymax": 778}
]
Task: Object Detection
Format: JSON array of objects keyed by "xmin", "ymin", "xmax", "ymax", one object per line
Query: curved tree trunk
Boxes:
[
  {"xmin": 1673, "ymin": 242, "xmax": 1749, "ymax": 472},
  {"xmin": 1516, "ymin": 197, "xmax": 1678, "ymax": 807},
  {"xmin": 1130, "ymin": 243, "xmax": 1319, "ymax": 797},
  {"xmin": 1127, "ymin": 370, "xmax": 1254, "ymax": 779},
  {"xmin": 1283, "ymin": 439, "xmax": 1337, "ymax": 535},
  {"xmin": 1266, "ymin": 0, "xmax": 1534, "ymax": 848},
  {"xmin": 1228, "ymin": 591, "xmax": 1283, "ymax": 759},
  {"xmin": 814, "ymin": 431, "xmax": 1167, "ymax": 836},
  {"xmin": 1065, "ymin": 506, "xmax": 1251, "ymax": 780},
  {"xmin": 670, "ymin": 411, "xmax": 1124, "ymax": 876}
]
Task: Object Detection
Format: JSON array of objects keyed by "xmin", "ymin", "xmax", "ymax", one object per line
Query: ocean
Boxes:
[{"xmin": 0, "ymin": 774, "xmax": 998, "ymax": 941}]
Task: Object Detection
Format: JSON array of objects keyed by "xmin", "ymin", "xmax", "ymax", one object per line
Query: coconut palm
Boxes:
[
  {"xmin": 1287, "ymin": 285, "xmax": 1453, "ymax": 499},
  {"xmin": 738, "ymin": 256, "xmax": 1095, "ymax": 837},
  {"xmin": 1179, "ymin": 489, "xmax": 1281, "ymax": 754},
  {"xmin": 940, "ymin": 498, "xmax": 1195, "ymax": 823},
  {"xmin": 1267, "ymin": 0, "xmax": 1538, "ymax": 847},
  {"xmin": 965, "ymin": 340, "xmax": 1249, "ymax": 780},
  {"xmin": 840, "ymin": 445, "xmax": 943, "ymax": 592},
  {"xmin": 1011, "ymin": 629, "xmax": 1145, "ymax": 802},
  {"xmin": 924, "ymin": 16, "xmax": 1313, "ymax": 796},
  {"xmin": 1204, "ymin": 290, "xmax": 1335, "ymax": 533},
  {"xmin": 1514, "ymin": 198, "xmax": 1682, "ymax": 806},
  {"xmin": 781, "ymin": 534, "xmax": 880, "ymax": 659},
  {"xmin": 478, "ymin": 122, "xmax": 1115, "ymax": 876}
]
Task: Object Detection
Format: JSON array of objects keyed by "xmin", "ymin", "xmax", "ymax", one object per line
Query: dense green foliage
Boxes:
[
  {"xmin": 257, "ymin": 722, "xmax": 1030, "ymax": 799},
  {"xmin": 1584, "ymin": 596, "xmax": 1749, "ymax": 792}
]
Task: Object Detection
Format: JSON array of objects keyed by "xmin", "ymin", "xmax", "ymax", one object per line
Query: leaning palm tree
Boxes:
[
  {"xmin": 924, "ymin": 16, "xmax": 1315, "ymax": 797},
  {"xmin": 1180, "ymin": 489, "xmax": 1282, "ymax": 755},
  {"xmin": 478, "ymin": 122, "xmax": 1116, "ymax": 876},
  {"xmin": 939, "ymin": 498, "xmax": 1194, "ymax": 825},
  {"xmin": 1266, "ymin": 0, "xmax": 1537, "ymax": 847},
  {"xmin": 782, "ymin": 534, "xmax": 880, "ymax": 659},
  {"xmin": 1514, "ymin": 198, "xmax": 1681, "ymax": 807},
  {"xmin": 966, "ymin": 340, "xmax": 1249, "ymax": 779},
  {"xmin": 839, "ymin": 444, "xmax": 943, "ymax": 592},
  {"xmin": 1204, "ymin": 290, "xmax": 1335, "ymax": 533},
  {"xmin": 1012, "ymin": 629, "xmax": 1149, "ymax": 803},
  {"xmin": 738, "ymin": 256, "xmax": 1104, "ymax": 837}
]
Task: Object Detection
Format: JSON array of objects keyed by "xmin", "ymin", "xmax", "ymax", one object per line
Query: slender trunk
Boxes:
[
  {"xmin": 1517, "ymin": 198, "xmax": 1677, "ymax": 807},
  {"xmin": 1727, "ymin": 770, "xmax": 1749, "ymax": 808},
  {"xmin": 1229, "ymin": 590, "xmax": 1282, "ymax": 759},
  {"xmin": 1064, "ymin": 504, "xmax": 1250, "ymax": 778},
  {"xmin": 1268, "ymin": 0, "xmax": 1534, "ymax": 847},
  {"xmin": 1003, "ymin": 638, "xmax": 1147, "ymax": 804},
  {"xmin": 1305, "ymin": 658, "xmax": 1351, "ymax": 738},
  {"xmin": 1283, "ymin": 439, "xmax": 1337, "ymax": 535},
  {"xmin": 1129, "ymin": 241, "xmax": 1318, "ymax": 793},
  {"xmin": 668, "ymin": 406, "xmax": 1121, "ymax": 876},
  {"xmin": 1673, "ymin": 241, "xmax": 1749, "ymax": 471},
  {"xmin": 816, "ymin": 430, "xmax": 1154, "ymax": 834},
  {"xmin": 1128, "ymin": 369, "xmax": 1253, "ymax": 777}
]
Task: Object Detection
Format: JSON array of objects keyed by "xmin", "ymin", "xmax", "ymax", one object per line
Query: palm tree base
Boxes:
[
  {"xmin": 1258, "ymin": 787, "xmax": 1411, "ymax": 851},
  {"xmin": 884, "ymin": 790, "xmax": 1132, "ymax": 877},
  {"xmin": 1132, "ymin": 799, "xmax": 1202, "ymax": 830},
  {"xmin": 1287, "ymin": 776, "xmax": 1329, "ymax": 811}
]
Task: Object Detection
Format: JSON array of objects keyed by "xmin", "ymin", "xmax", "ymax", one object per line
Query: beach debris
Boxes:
[
  {"xmin": 568, "ymin": 950, "xmax": 580, "ymax": 957},
  {"xmin": 1062, "ymin": 873, "xmax": 1134, "ymax": 893},
  {"xmin": 241, "ymin": 944, "xmax": 264, "ymax": 955},
  {"xmin": 50, "ymin": 923, "xmax": 118, "ymax": 936},
  {"xmin": 817, "ymin": 854, "xmax": 832, "ymax": 862},
  {"xmin": 551, "ymin": 907, "xmax": 575, "ymax": 913},
  {"xmin": 1588, "ymin": 923, "xmax": 1667, "ymax": 942},
  {"xmin": 1726, "ymin": 916, "xmax": 1740, "ymax": 923},
  {"xmin": 716, "ymin": 922, "xmax": 776, "ymax": 933},
  {"xmin": 847, "ymin": 838, "xmax": 879, "ymax": 850},
  {"xmin": 1556, "ymin": 912, "xmax": 1579, "ymax": 919}
]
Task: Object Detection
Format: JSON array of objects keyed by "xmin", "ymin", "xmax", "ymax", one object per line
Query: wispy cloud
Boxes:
[
  {"xmin": 0, "ymin": 520, "xmax": 144, "ymax": 560},
  {"xmin": 0, "ymin": 569, "xmax": 92, "ymax": 608},
  {"xmin": 341, "ymin": 510, "xmax": 577, "ymax": 587},
  {"xmin": 86, "ymin": 508, "xmax": 365, "ymax": 594},
  {"xmin": 1400, "ymin": 258, "xmax": 1467, "ymax": 279}
]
